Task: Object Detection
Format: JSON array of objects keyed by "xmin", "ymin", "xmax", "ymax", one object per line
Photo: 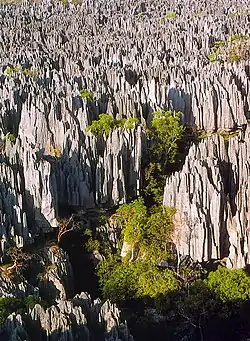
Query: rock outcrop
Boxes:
[
  {"xmin": 164, "ymin": 127, "xmax": 250, "ymax": 268},
  {"xmin": 0, "ymin": 292, "xmax": 132, "ymax": 341},
  {"xmin": 0, "ymin": 245, "xmax": 73, "ymax": 302}
]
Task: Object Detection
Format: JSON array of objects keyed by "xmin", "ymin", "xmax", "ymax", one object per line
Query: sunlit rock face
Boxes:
[{"xmin": 164, "ymin": 128, "xmax": 250, "ymax": 268}]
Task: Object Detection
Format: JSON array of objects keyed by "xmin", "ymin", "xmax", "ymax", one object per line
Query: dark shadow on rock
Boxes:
[
  {"xmin": 59, "ymin": 228, "xmax": 100, "ymax": 299},
  {"xmin": 219, "ymin": 160, "xmax": 238, "ymax": 217}
]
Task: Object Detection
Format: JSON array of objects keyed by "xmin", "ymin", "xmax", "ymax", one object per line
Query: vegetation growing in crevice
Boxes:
[
  {"xmin": 208, "ymin": 34, "xmax": 250, "ymax": 63},
  {"xmin": 80, "ymin": 88, "xmax": 94, "ymax": 101},
  {"xmin": 164, "ymin": 11, "xmax": 177, "ymax": 19},
  {"xmin": 97, "ymin": 198, "xmax": 178, "ymax": 302},
  {"xmin": 142, "ymin": 109, "xmax": 185, "ymax": 205},
  {"xmin": 86, "ymin": 114, "xmax": 139, "ymax": 137},
  {"xmin": 110, "ymin": 197, "xmax": 175, "ymax": 263},
  {"xmin": 4, "ymin": 65, "xmax": 38, "ymax": 78}
]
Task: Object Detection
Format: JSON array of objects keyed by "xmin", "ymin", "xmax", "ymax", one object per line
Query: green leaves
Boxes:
[
  {"xmin": 0, "ymin": 295, "xmax": 47, "ymax": 327},
  {"xmin": 150, "ymin": 110, "xmax": 185, "ymax": 164},
  {"xmin": 111, "ymin": 198, "xmax": 175, "ymax": 263},
  {"xmin": 86, "ymin": 114, "xmax": 116, "ymax": 136},
  {"xmin": 206, "ymin": 266, "xmax": 250, "ymax": 303},
  {"xmin": 208, "ymin": 35, "xmax": 250, "ymax": 63},
  {"xmin": 164, "ymin": 11, "xmax": 177, "ymax": 19},
  {"xmin": 80, "ymin": 88, "xmax": 94, "ymax": 101},
  {"xmin": 97, "ymin": 259, "xmax": 180, "ymax": 302},
  {"xmin": 86, "ymin": 114, "xmax": 139, "ymax": 137},
  {"xmin": 113, "ymin": 197, "xmax": 147, "ymax": 246}
]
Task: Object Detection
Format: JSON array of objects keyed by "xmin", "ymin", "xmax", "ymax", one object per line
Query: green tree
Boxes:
[
  {"xmin": 98, "ymin": 259, "xmax": 179, "ymax": 302},
  {"xmin": 80, "ymin": 88, "xmax": 94, "ymax": 101},
  {"xmin": 112, "ymin": 197, "xmax": 147, "ymax": 247},
  {"xmin": 137, "ymin": 265, "xmax": 180, "ymax": 298},
  {"xmin": 150, "ymin": 110, "xmax": 185, "ymax": 165}
]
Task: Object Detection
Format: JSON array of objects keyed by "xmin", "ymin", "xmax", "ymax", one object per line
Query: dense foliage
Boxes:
[
  {"xmin": 86, "ymin": 114, "xmax": 139, "ymax": 137},
  {"xmin": 150, "ymin": 110, "xmax": 185, "ymax": 165},
  {"xmin": 143, "ymin": 110, "xmax": 185, "ymax": 204},
  {"xmin": 206, "ymin": 266, "xmax": 250, "ymax": 302},
  {"xmin": 111, "ymin": 198, "xmax": 175, "ymax": 262},
  {"xmin": 209, "ymin": 34, "xmax": 250, "ymax": 63},
  {"xmin": 98, "ymin": 258, "xmax": 180, "ymax": 302}
]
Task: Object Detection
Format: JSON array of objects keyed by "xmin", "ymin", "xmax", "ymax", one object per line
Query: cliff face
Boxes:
[
  {"xmin": 0, "ymin": 1, "xmax": 250, "ymax": 260},
  {"xmin": 164, "ymin": 128, "xmax": 250, "ymax": 268}
]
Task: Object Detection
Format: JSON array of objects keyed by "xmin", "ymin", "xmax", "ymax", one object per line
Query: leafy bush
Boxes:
[
  {"xmin": 143, "ymin": 162, "xmax": 165, "ymax": 204},
  {"xmin": 117, "ymin": 117, "xmax": 139, "ymax": 130},
  {"xmin": 98, "ymin": 259, "xmax": 180, "ymax": 302},
  {"xmin": 113, "ymin": 197, "xmax": 147, "ymax": 247},
  {"xmin": 111, "ymin": 198, "xmax": 175, "ymax": 263},
  {"xmin": 0, "ymin": 297, "xmax": 23, "ymax": 326},
  {"xmin": 80, "ymin": 88, "xmax": 94, "ymax": 101},
  {"xmin": 4, "ymin": 65, "xmax": 38, "ymax": 78},
  {"xmin": 140, "ymin": 205, "xmax": 176, "ymax": 262},
  {"xmin": 142, "ymin": 110, "xmax": 185, "ymax": 204},
  {"xmin": 23, "ymin": 295, "xmax": 48, "ymax": 310},
  {"xmin": 164, "ymin": 11, "xmax": 177, "ymax": 19},
  {"xmin": 86, "ymin": 114, "xmax": 139, "ymax": 137},
  {"xmin": 86, "ymin": 114, "xmax": 116, "ymax": 136},
  {"xmin": 136, "ymin": 264, "xmax": 180, "ymax": 298},
  {"xmin": 206, "ymin": 266, "xmax": 250, "ymax": 303},
  {"xmin": 3, "ymin": 133, "xmax": 16, "ymax": 146},
  {"xmin": 0, "ymin": 295, "xmax": 47, "ymax": 327}
]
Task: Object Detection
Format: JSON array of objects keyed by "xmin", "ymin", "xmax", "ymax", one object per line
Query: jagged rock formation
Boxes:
[
  {"xmin": 1, "ymin": 292, "xmax": 132, "ymax": 341},
  {"xmin": 0, "ymin": 245, "xmax": 73, "ymax": 302},
  {"xmin": 0, "ymin": 0, "xmax": 249, "ymax": 254},
  {"xmin": 0, "ymin": 0, "xmax": 250, "ymax": 339},
  {"xmin": 164, "ymin": 127, "xmax": 250, "ymax": 268}
]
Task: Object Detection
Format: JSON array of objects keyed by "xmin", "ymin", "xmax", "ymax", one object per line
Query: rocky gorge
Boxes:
[{"xmin": 0, "ymin": 0, "xmax": 250, "ymax": 340}]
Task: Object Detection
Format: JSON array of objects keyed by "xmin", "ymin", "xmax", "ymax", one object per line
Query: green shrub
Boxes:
[
  {"xmin": 0, "ymin": 297, "xmax": 23, "ymax": 326},
  {"xmin": 143, "ymin": 162, "xmax": 165, "ymax": 204},
  {"xmin": 113, "ymin": 197, "xmax": 147, "ymax": 247},
  {"xmin": 122, "ymin": 117, "xmax": 139, "ymax": 130},
  {"xmin": 141, "ymin": 205, "xmax": 176, "ymax": 262},
  {"xmin": 206, "ymin": 266, "xmax": 250, "ymax": 303},
  {"xmin": 80, "ymin": 88, "xmax": 94, "ymax": 101},
  {"xmin": 0, "ymin": 295, "xmax": 48, "ymax": 327},
  {"xmin": 164, "ymin": 11, "xmax": 177, "ymax": 19},
  {"xmin": 97, "ymin": 259, "xmax": 180, "ymax": 302},
  {"xmin": 4, "ymin": 65, "xmax": 37, "ymax": 78},
  {"xmin": 208, "ymin": 35, "xmax": 250, "ymax": 63},
  {"xmin": 3, "ymin": 133, "xmax": 16, "ymax": 146},
  {"xmin": 136, "ymin": 264, "xmax": 180, "ymax": 298},
  {"xmin": 86, "ymin": 115, "xmax": 139, "ymax": 137},
  {"xmin": 23, "ymin": 295, "xmax": 48, "ymax": 310},
  {"xmin": 86, "ymin": 114, "xmax": 116, "ymax": 136},
  {"xmin": 4, "ymin": 66, "xmax": 14, "ymax": 77},
  {"xmin": 111, "ymin": 198, "xmax": 175, "ymax": 263}
]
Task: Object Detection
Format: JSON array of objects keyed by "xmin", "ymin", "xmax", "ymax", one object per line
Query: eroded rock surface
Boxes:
[
  {"xmin": 164, "ymin": 127, "xmax": 250, "ymax": 268},
  {"xmin": 1, "ymin": 293, "xmax": 132, "ymax": 341},
  {"xmin": 0, "ymin": 0, "xmax": 249, "ymax": 254}
]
